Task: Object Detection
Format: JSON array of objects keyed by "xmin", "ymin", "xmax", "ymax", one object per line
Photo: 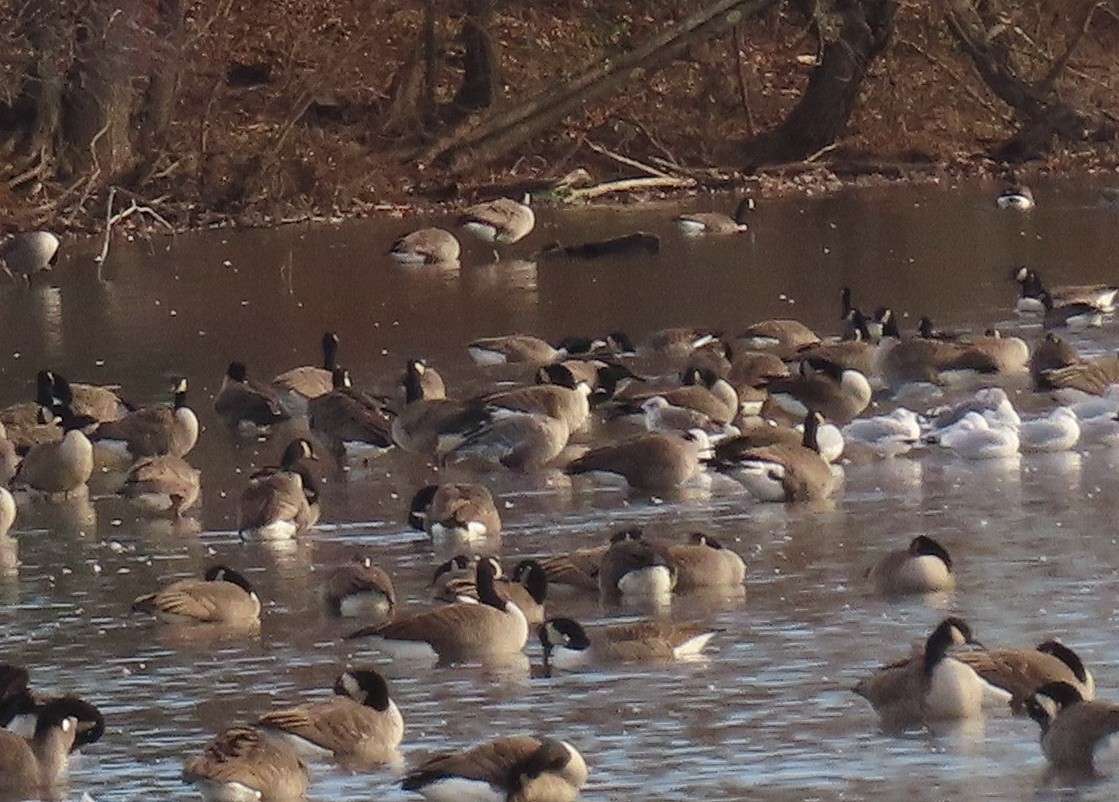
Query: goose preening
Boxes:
[
  {"xmin": 345, "ymin": 557, "xmax": 528, "ymax": 664},
  {"xmin": 258, "ymin": 669, "xmax": 404, "ymax": 765},
  {"xmin": 183, "ymin": 726, "xmax": 309, "ymax": 802},
  {"xmin": 996, "ymin": 183, "xmax": 1035, "ymax": 210},
  {"xmin": 457, "ymin": 195, "xmax": 535, "ymax": 245},
  {"xmin": 1024, "ymin": 681, "xmax": 1119, "ymax": 779},
  {"xmin": 539, "ymin": 618, "xmax": 718, "ymax": 673},
  {"xmin": 0, "ymin": 700, "xmax": 78, "ymax": 797},
  {"xmin": 401, "ymin": 735, "xmax": 587, "ymax": 802},
  {"xmin": 0, "ymin": 666, "xmax": 105, "ymax": 753},
  {"xmin": 408, "ymin": 483, "xmax": 502, "ymax": 545},
  {"xmin": 390, "ymin": 227, "xmax": 462, "ymax": 265},
  {"xmin": 0, "ymin": 231, "xmax": 60, "ymax": 281},
  {"xmin": 322, "ymin": 557, "xmax": 396, "ymax": 620},
  {"xmin": 238, "ymin": 438, "xmax": 321, "ymax": 542},
  {"xmin": 853, "ymin": 617, "xmax": 1011, "ymax": 729},
  {"xmin": 92, "ymin": 376, "xmax": 198, "ymax": 459},
  {"xmin": 565, "ymin": 429, "xmax": 710, "ymax": 494},
  {"xmin": 132, "ymin": 566, "xmax": 261, "ymax": 627},
  {"xmin": 120, "ymin": 454, "xmax": 202, "ymax": 517},
  {"xmin": 674, "ymin": 197, "xmax": 754, "ymax": 235},
  {"xmin": 272, "ymin": 331, "xmax": 342, "ymax": 413},
  {"xmin": 866, "ymin": 535, "xmax": 955, "ymax": 596},
  {"xmin": 956, "ymin": 641, "xmax": 1094, "ymax": 714},
  {"xmin": 214, "ymin": 361, "xmax": 289, "ymax": 429}
]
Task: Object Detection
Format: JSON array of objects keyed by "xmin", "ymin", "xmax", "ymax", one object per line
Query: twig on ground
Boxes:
[{"xmin": 98, "ymin": 187, "xmax": 176, "ymax": 264}]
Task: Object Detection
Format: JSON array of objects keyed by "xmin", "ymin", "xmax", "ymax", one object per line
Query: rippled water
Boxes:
[{"xmin": 4, "ymin": 179, "xmax": 1119, "ymax": 801}]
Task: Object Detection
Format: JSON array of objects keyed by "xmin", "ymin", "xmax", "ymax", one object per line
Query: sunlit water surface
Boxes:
[{"xmin": 3, "ymin": 180, "xmax": 1119, "ymax": 800}]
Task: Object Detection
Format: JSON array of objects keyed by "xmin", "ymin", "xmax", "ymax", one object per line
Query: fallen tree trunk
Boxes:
[{"xmin": 418, "ymin": 0, "xmax": 779, "ymax": 174}]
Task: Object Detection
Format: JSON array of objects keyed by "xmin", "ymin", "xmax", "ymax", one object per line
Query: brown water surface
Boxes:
[{"xmin": 3, "ymin": 179, "xmax": 1119, "ymax": 800}]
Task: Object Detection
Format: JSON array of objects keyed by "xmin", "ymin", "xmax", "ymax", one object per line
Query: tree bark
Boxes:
[
  {"xmin": 383, "ymin": 0, "xmax": 437, "ymax": 137},
  {"xmin": 5, "ymin": 0, "xmax": 69, "ymax": 161},
  {"xmin": 454, "ymin": 0, "xmax": 501, "ymax": 111},
  {"xmin": 421, "ymin": 0, "xmax": 779, "ymax": 173},
  {"xmin": 741, "ymin": 0, "xmax": 897, "ymax": 168},
  {"xmin": 139, "ymin": 0, "xmax": 185, "ymax": 156}
]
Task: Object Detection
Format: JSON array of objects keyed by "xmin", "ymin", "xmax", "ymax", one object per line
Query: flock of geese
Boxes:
[{"xmin": 5, "ymin": 185, "xmax": 1119, "ymax": 800}]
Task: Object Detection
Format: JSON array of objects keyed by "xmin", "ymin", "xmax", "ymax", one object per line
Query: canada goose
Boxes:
[
  {"xmin": 729, "ymin": 350, "xmax": 790, "ymax": 390},
  {"xmin": 183, "ymin": 726, "xmax": 309, "ymax": 802},
  {"xmin": 214, "ymin": 361, "xmax": 289, "ymax": 428},
  {"xmin": 0, "ymin": 701, "xmax": 77, "ymax": 796},
  {"xmin": 239, "ymin": 438, "xmax": 321, "ymax": 541},
  {"xmin": 402, "ymin": 735, "xmax": 587, "ymax": 802},
  {"xmin": 408, "ymin": 483, "xmax": 502, "ymax": 543},
  {"xmin": 796, "ymin": 330, "xmax": 878, "ymax": 376},
  {"xmin": 684, "ymin": 339, "xmax": 733, "ymax": 378},
  {"xmin": 11, "ymin": 404, "xmax": 95, "ymax": 497},
  {"xmin": 867, "ymin": 535, "xmax": 955, "ymax": 596},
  {"xmin": 956, "ymin": 642, "xmax": 1094, "ymax": 714},
  {"xmin": 0, "ymin": 231, "xmax": 60, "ymax": 280},
  {"xmin": 345, "ymin": 557, "xmax": 528, "ymax": 663},
  {"xmin": 48, "ymin": 372, "xmax": 129, "ymax": 424},
  {"xmin": 434, "ymin": 558, "xmax": 548, "ymax": 626},
  {"xmin": 765, "ymin": 358, "xmax": 871, "ymax": 425},
  {"xmin": 272, "ymin": 332, "xmax": 341, "ymax": 409},
  {"xmin": 841, "ymin": 408, "xmax": 921, "ymax": 459},
  {"xmin": 875, "ymin": 323, "xmax": 1002, "ymax": 387},
  {"xmin": 457, "ymin": 195, "xmax": 535, "ymax": 245},
  {"xmin": 539, "ymin": 618, "xmax": 717, "ymax": 673},
  {"xmin": 966, "ymin": 329, "xmax": 1029, "ymax": 374},
  {"xmin": 598, "ymin": 528, "xmax": 677, "ymax": 601},
  {"xmin": 393, "ymin": 359, "xmax": 474, "ymax": 454},
  {"xmin": 674, "ymin": 197, "xmax": 754, "ymax": 235},
  {"xmin": 996, "ymin": 183, "xmax": 1035, "ymax": 210},
  {"xmin": 667, "ymin": 533, "xmax": 746, "ymax": 590},
  {"xmin": 120, "ymin": 454, "xmax": 201, "ymax": 517},
  {"xmin": 0, "ymin": 369, "xmax": 65, "ymax": 431},
  {"xmin": 613, "ymin": 368, "xmax": 736, "ymax": 426},
  {"xmin": 308, "ymin": 368, "xmax": 394, "ymax": 456},
  {"xmin": 429, "ymin": 555, "xmax": 477, "ymax": 599},
  {"xmin": 1024, "ymin": 682, "xmax": 1119, "ymax": 778},
  {"xmin": 133, "ymin": 565, "xmax": 261, "ymax": 626},
  {"xmin": 1039, "ymin": 291, "xmax": 1104, "ymax": 331},
  {"xmin": 734, "ymin": 319, "xmax": 820, "ymax": 357},
  {"xmin": 390, "ymin": 227, "xmax": 461, "ymax": 265},
  {"xmin": 258, "ymin": 669, "xmax": 403, "ymax": 764},
  {"xmin": 1043, "ymin": 354, "xmax": 1119, "ymax": 399},
  {"xmin": 932, "ymin": 412, "xmax": 1020, "ymax": 460},
  {"xmin": 565, "ymin": 429, "xmax": 710, "ymax": 493},
  {"xmin": 709, "ymin": 411, "xmax": 837, "ymax": 502},
  {"xmin": 1019, "ymin": 407, "xmax": 1080, "ymax": 452},
  {"xmin": 467, "ymin": 334, "xmax": 564, "ymax": 366},
  {"xmin": 0, "ymin": 667, "xmax": 104, "ymax": 754},
  {"xmin": 643, "ymin": 327, "xmax": 721, "ymax": 361},
  {"xmin": 1014, "ymin": 266, "xmax": 1117, "ymax": 313},
  {"xmin": 853, "ymin": 617, "xmax": 1010, "ymax": 728},
  {"xmin": 483, "ymin": 374, "xmax": 592, "ymax": 433},
  {"xmin": 92, "ymin": 376, "xmax": 198, "ymax": 459},
  {"xmin": 323, "ymin": 557, "xmax": 396, "ymax": 620},
  {"xmin": 439, "ymin": 408, "xmax": 570, "ymax": 472},
  {"xmin": 533, "ymin": 546, "xmax": 605, "ymax": 593},
  {"xmin": 1030, "ymin": 334, "xmax": 1081, "ymax": 390}
]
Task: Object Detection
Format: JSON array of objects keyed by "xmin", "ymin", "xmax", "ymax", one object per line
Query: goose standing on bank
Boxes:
[
  {"xmin": 956, "ymin": 641, "xmax": 1094, "ymax": 713},
  {"xmin": 0, "ymin": 701, "xmax": 78, "ymax": 798},
  {"xmin": 11, "ymin": 404, "xmax": 95, "ymax": 498},
  {"xmin": 258, "ymin": 669, "xmax": 404, "ymax": 765},
  {"xmin": 183, "ymin": 726, "xmax": 308, "ymax": 802},
  {"xmin": 92, "ymin": 377, "xmax": 198, "ymax": 459},
  {"xmin": 322, "ymin": 557, "xmax": 396, "ymax": 621},
  {"xmin": 214, "ymin": 361, "xmax": 289, "ymax": 429},
  {"xmin": 132, "ymin": 565, "xmax": 261, "ymax": 627},
  {"xmin": 539, "ymin": 617, "xmax": 718, "ymax": 673},
  {"xmin": 853, "ymin": 617, "xmax": 1011, "ymax": 728},
  {"xmin": 272, "ymin": 332, "xmax": 342, "ymax": 414},
  {"xmin": 345, "ymin": 557, "xmax": 528, "ymax": 663},
  {"xmin": 238, "ymin": 438, "xmax": 321, "ymax": 541},
  {"xmin": 390, "ymin": 227, "xmax": 461, "ymax": 265},
  {"xmin": 0, "ymin": 231, "xmax": 59, "ymax": 281},
  {"xmin": 674, "ymin": 197, "xmax": 755, "ymax": 235},
  {"xmin": 457, "ymin": 195, "xmax": 535, "ymax": 246},
  {"xmin": 1024, "ymin": 682, "xmax": 1119, "ymax": 779},
  {"xmin": 408, "ymin": 483, "xmax": 502, "ymax": 545},
  {"xmin": 402, "ymin": 735, "xmax": 588, "ymax": 802},
  {"xmin": 866, "ymin": 535, "xmax": 955, "ymax": 596}
]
